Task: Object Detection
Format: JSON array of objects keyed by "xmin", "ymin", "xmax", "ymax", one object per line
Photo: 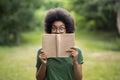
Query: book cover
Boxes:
[{"xmin": 42, "ymin": 34, "xmax": 75, "ymax": 58}]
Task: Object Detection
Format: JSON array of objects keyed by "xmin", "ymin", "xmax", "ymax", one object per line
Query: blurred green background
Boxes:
[{"xmin": 0, "ymin": 0, "xmax": 120, "ymax": 80}]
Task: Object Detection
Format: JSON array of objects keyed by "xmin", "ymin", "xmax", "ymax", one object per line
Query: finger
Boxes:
[
  {"xmin": 70, "ymin": 53, "xmax": 74, "ymax": 58},
  {"xmin": 40, "ymin": 53, "xmax": 47, "ymax": 58},
  {"xmin": 40, "ymin": 54, "xmax": 47, "ymax": 57},
  {"xmin": 42, "ymin": 56, "xmax": 47, "ymax": 59},
  {"xmin": 40, "ymin": 52, "xmax": 47, "ymax": 55},
  {"xmin": 70, "ymin": 47, "xmax": 77, "ymax": 51},
  {"xmin": 41, "ymin": 49, "xmax": 46, "ymax": 53},
  {"xmin": 40, "ymin": 56, "xmax": 47, "ymax": 60},
  {"xmin": 41, "ymin": 51, "xmax": 45, "ymax": 53},
  {"xmin": 66, "ymin": 49, "xmax": 74, "ymax": 52},
  {"xmin": 42, "ymin": 57, "xmax": 47, "ymax": 61},
  {"xmin": 41, "ymin": 53, "xmax": 45, "ymax": 56}
]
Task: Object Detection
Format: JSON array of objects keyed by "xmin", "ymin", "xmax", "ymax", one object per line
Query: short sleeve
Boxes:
[
  {"xmin": 36, "ymin": 48, "xmax": 42, "ymax": 69},
  {"xmin": 77, "ymin": 48, "xmax": 84, "ymax": 64}
]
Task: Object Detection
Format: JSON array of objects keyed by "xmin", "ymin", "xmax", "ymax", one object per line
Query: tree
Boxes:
[
  {"xmin": 40, "ymin": 0, "xmax": 64, "ymax": 10},
  {"xmin": 0, "ymin": 0, "xmax": 42, "ymax": 45},
  {"xmin": 70, "ymin": 0, "xmax": 118, "ymax": 32},
  {"xmin": 117, "ymin": 0, "xmax": 120, "ymax": 35}
]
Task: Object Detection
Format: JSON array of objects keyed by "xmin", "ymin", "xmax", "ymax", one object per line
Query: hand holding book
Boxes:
[
  {"xmin": 66, "ymin": 47, "xmax": 79, "ymax": 63},
  {"xmin": 40, "ymin": 47, "xmax": 78, "ymax": 62},
  {"xmin": 39, "ymin": 50, "xmax": 47, "ymax": 64}
]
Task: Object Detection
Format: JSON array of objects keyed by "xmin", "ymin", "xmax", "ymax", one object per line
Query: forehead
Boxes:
[{"xmin": 52, "ymin": 21, "xmax": 65, "ymax": 26}]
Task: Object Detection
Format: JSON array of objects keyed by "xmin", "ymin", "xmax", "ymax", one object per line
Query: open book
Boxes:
[{"xmin": 42, "ymin": 34, "xmax": 75, "ymax": 58}]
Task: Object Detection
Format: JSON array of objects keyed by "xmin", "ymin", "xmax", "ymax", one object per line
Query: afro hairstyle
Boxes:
[{"xmin": 44, "ymin": 8, "xmax": 75, "ymax": 33}]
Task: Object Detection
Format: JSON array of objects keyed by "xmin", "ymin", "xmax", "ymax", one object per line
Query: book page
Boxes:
[
  {"xmin": 58, "ymin": 34, "xmax": 75, "ymax": 57},
  {"xmin": 42, "ymin": 34, "xmax": 57, "ymax": 58},
  {"xmin": 56, "ymin": 34, "xmax": 60, "ymax": 57},
  {"xmin": 42, "ymin": 34, "xmax": 75, "ymax": 58}
]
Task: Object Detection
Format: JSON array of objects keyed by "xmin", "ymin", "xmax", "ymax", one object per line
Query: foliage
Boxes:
[
  {"xmin": 70, "ymin": 0, "xmax": 118, "ymax": 31},
  {"xmin": 0, "ymin": 0, "xmax": 42, "ymax": 45},
  {"xmin": 40, "ymin": 0, "xmax": 64, "ymax": 10},
  {"xmin": 0, "ymin": 0, "xmax": 119, "ymax": 45}
]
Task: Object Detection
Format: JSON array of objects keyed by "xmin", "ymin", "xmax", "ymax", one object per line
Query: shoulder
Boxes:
[
  {"xmin": 38, "ymin": 48, "xmax": 42, "ymax": 52},
  {"xmin": 36, "ymin": 48, "xmax": 42, "ymax": 68},
  {"xmin": 37, "ymin": 48, "xmax": 42, "ymax": 55},
  {"xmin": 75, "ymin": 47, "xmax": 82, "ymax": 54},
  {"xmin": 75, "ymin": 47, "xmax": 84, "ymax": 64}
]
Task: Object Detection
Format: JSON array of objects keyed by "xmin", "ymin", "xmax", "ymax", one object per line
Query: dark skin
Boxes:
[{"xmin": 36, "ymin": 21, "xmax": 82, "ymax": 80}]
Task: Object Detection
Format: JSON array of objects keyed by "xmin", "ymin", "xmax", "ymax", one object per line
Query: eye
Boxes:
[
  {"xmin": 60, "ymin": 27, "xmax": 64, "ymax": 30},
  {"xmin": 52, "ymin": 28, "xmax": 56, "ymax": 31},
  {"xmin": 59, "ymin": 27, "xmax": 65, "ymax": 32},
  {"xmin": 52, "ymin": 25, "xmax": 56, "ymax": 30}
]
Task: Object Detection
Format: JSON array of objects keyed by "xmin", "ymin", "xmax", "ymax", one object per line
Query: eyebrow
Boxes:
[{"xmin": 52, "ymin": 24, "xmax": 65, "ymax": 28}]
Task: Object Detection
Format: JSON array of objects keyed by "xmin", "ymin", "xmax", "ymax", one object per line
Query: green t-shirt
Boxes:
[{"xmin": 36, "ymin": 48, "xmax": 83, "ymax": 80}]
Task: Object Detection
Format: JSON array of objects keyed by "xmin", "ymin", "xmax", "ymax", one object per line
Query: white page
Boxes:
[{"xmin": 42, "ymin": 34, "xmax": 57, "ymax": 58}]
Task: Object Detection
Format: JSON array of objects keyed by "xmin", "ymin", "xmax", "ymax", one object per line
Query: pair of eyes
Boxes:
[
  {"xmin": 52, "ymin": 27, "xmax": 65, "ymax": 31},
  {"xmin": 52, "ymin": 25, "xmax": 66, "ymax": 32}
]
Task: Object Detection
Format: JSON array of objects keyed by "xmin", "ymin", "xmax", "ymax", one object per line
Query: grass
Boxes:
[
  {"xmin": 0, "ymin": 46, "xmax": 37, "ymax": 80},
  {"xmin": 0, "ymin": 30, "xmax": 120, "ymax": 80},
  {"xmin": 75, "ymin": 30, "xmax": 120, "ymax": 51},
  {"xmin": 83, "ymin": 51, "xmax": 120, "ymax": 80}
]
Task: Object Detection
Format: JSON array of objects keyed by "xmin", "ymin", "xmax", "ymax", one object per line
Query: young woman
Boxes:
[{"xmin": 36, "ymin": 8, "xmax": 83, "ymax": 80}]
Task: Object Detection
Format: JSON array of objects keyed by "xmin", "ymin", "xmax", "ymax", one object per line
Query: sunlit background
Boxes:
[{"xmin": 0, "ymin": 0, "xmax": 120, "ymax": 80}]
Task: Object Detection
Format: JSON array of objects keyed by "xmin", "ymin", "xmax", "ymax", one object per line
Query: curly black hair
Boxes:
[{"xmin": 44, "ymin": 8, "xmax": 75, "ymax": 33}]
